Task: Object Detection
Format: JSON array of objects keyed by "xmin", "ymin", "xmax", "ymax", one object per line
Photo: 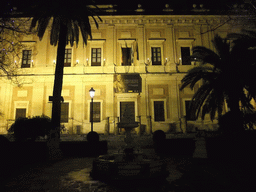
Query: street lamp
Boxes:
[{"xmin": 89, "ymin": 87, "xmax": 95, "ymax": 132}]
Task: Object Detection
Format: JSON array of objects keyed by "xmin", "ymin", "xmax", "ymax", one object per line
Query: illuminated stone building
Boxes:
[{"xmin": 0, "ymin": 2, "xmax": 252, "ymax": 134}]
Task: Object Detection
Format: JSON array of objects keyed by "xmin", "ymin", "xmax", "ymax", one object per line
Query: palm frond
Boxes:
[
  {"xmin": 90, "ymin": 16, "xmax": 100, "ymax": 29},
  {"xmin": 181, "ymin": 31, "xmax": 256, "ymax": 124},
  {"xmin": 240, "ymin": 91, "xmax": 254, "ymax": 111},
  {"xmin": 228, "ymin": 31, "xmax": 256, "ymax": 63},
  {"xmin": 66, "ymin": 20, "xmax": 74, "ymax": 46},
  {"xmin": 207, "ymin": 91, "xmax": 220, "ymax": 121},
  {"xmin": 31, "ymin": 16, "xmax": 51, "ymax": 41},
  {"xmin": 228, "ymin": 30, "xmax": 256, "ymax": 40},
  {"xmin": 30, "ymin": 0, "xmax": 101, "ymax": 47},
  {"xmin": 191, "ymin": 46, "xmax": 220, "ymax": 66},
  {"xmin": 245, "ymin": 85, "xmax": 256, "ymax": 103},
  {"xmin": 78, "ymin": 17, "xmax": 92, "ymax": 45},
  {"xmin": 212, "ymin": 35, "xmax": 230, "ymax": 59},
  {"xmin": 227, "ymin": 33, "xmax": 250, "ymax": 41},
  {"xmin": 240, "ymin": 107, "xmax": 256, "ymax": 130},
  {"xmin": 241, "ymin": 30, "xmax": 256, "ymax": 38},
  {"xmin": 30, "ymin": 16, "xmax": 40, "ymax": 31},
  {"xmin": 190, "ymin": 83, "xmax": 213, "ymax": 119},
  {"xmin": 200, "ymin": 87, "xmax": 224, "ymax": 121},
  {"xmin": 201, "ymin": 104, "xmax": 209, "ymax": 120},
  {"xmin": 50, "ymin": 17, "xmax": 60, "ymax": 46},
  {"xmin": 85, "ymin": 4, "xmax": 102, "ymax": 26},
  {"xmin": 38, "ymin": 17, "xmax": 51, "ymax": 40},
  {"xmin": 180, "ymin": 66, "xmax": 215, "ymax": 90},
  {"xmin": 217, "ymin": 94, "xmax": 225, "ymax": 119},
  {"xmin": 73, "ymin": 21, "xmax": 80, "ymax": 46}
]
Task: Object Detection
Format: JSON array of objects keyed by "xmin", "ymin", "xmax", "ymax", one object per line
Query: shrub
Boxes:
[
  {"xmin": 153, "ymin": 130, "xmax": 166, "ymax": 143},
  {"xmin": 86, "ymin": 131, "xmax": 99, "ymax": 143},
  {"xmin": 8, "ymin": 115, "xmax": 52, "ymax": 141},
  {"xmin": 153, "ymin": 130, "xmax": 166, "ymax": 157}
]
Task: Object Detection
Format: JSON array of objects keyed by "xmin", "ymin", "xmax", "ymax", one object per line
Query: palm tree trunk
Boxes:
[
  {"xmin": 48, "ymin": 22, "xmax": 67, "ymax": 161},
  {"xmin": 51, "ymin": 22, "xmax": 67, "ymax": 135},
  {"xmin": 226, "ymin": 96, "xmax": 244, "ymax": 133},
  {"xmin": 227, "ymin": 92, "xmax": 241, "ymax": 113}
]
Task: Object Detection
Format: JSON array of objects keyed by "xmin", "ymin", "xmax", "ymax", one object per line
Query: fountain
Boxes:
[{"xmin": 90, "ymin": 106, "xmax": 169, "ymax": 184}]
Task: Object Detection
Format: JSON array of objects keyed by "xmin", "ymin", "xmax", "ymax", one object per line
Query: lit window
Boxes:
[
  {"xmin": 181, "ymin": 47, "xmax": 191, "ymax": 65},
  {"xmin": 64, "ymin": 49, "xmax": 72, "ymax": 67},
  {"xmin": 21, "ymin": 50, "xmax": 32, "ymax": 68},
  {"xmin": 151, "ymin": 47, "xmax": 161, "ymax": 65},
  {"xmin": 61, "ymin": 103, "xmax": 69, "ymax": 123},
  {"xmin": 154, "ymin": 101, "xmax": 165, "ymax": 121},
  {"xmin": 91, "ymin": 48, "xmax": 101, "ymax": 66},
  {"xmin": 122, "ymin": 48, "xmax": 131, "ymax": 66}
]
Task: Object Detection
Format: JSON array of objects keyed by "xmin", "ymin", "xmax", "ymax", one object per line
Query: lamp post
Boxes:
[{"xmin": 89, "ymin": 87, "xmax": 95, "ymax": 132}]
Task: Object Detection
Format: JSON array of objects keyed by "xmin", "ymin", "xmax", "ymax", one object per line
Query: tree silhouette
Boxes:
[
  {"xmin": 180, "ymin": 34, "xmax": 256, "ymax": 131},
  {"xmin": 30, "ymin": 0, "xmax": 101, "ymax": 136}
]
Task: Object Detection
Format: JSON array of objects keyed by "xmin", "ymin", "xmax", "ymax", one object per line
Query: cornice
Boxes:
[{"xmin": 92, "ymin": 15, "xmax": 248, "ymax": 26}]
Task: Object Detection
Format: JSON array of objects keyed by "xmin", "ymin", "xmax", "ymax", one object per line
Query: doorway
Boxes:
[{"xmin": 120, "ymin": 102, "xmax": 135, "ymax": 122}]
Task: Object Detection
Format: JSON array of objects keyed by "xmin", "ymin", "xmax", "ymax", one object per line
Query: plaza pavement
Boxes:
[{"xmin": 2, "ymin": 133, "xmax": 251, "ymax": 191}]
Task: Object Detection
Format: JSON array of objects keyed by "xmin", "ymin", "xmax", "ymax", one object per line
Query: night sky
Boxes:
[{"xmin": 1, "ymin": 0, "xmax": 248, "ymax": 14}]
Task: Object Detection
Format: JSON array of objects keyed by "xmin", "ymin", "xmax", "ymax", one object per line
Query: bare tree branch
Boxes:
[{"xmin": 0, "ymin": 17, "xmax": 35, "ymax": 86}]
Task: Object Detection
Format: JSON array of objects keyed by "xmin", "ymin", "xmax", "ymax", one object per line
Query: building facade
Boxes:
[{"xmin": 0, "ymin": 3, "xmax": 251, "ymax": 134}]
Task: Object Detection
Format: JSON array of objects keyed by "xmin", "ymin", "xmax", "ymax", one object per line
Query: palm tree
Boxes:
[
  {"xmin": 30, "ymin": 0, "xmax": 101, "ymax": 136},
  {"xmin": 180, "ymin": 34, "xmax": 256, "ymax": 132}
]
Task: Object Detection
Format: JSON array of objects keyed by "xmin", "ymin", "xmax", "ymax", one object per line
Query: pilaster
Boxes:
[
  {"xmin": 136, "ymin": 24, "xmax": 145, "ymax": 66},
  {"xmin": 106, "ymin": 24, "xmax": 115, "ymax": 66}
]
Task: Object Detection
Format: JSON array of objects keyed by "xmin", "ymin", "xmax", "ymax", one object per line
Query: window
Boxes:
[
  {"xmin": 90, "ymin": 102, "xmax": 101, "ymax": 122},
  {"xmin": 61, "ymin": 103, "xmax": 69, "ymax": 123},
  {"xmin": 154, "ymin": 101, "xmax": 165, "ymax": 121},
  {"xmin": 122, "ymin": 48, "xmax": 131, "ymax": 66},
  {"xmin": 181, "ymin": 47, "xmax": 191, "ymax": 65},
  {"xmin": 151, "ymin": 47, "xmax": 161, "ymax": 65},
  {"xmin": 64, "ymin": 49, "xmax": 72, "ymax": 67},
  {"xmin": 91, "ymin": 48, "xmax": 101, "ymax": 66},
  {"xmin": 21, "ymin": 50, "xmax": 32, "ymax": 68},
  {"xmin": 15, "ymin": 108, "xmax": 26, "ymax": 119}
]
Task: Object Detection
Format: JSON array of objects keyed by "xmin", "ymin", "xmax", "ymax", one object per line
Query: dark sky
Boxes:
[
  {"xmin": 93, "ymin": 0, "xmax": 245, "ymax": 9},
  {"xmin": 0, "ymin": 0, "xmax": 247, "ymax": 14}
]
